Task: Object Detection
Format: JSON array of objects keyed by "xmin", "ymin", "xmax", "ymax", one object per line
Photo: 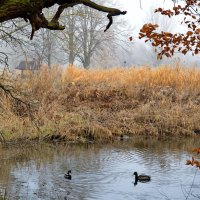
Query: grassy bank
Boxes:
[{"xmin": 1, "ymin": 64, "xmax": 200, "ymax": 143}]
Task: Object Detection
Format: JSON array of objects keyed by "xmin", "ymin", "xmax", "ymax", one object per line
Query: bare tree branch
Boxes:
[{"xmin": 0, "ymin": 0, "xmax": 127, "ymax": 39}]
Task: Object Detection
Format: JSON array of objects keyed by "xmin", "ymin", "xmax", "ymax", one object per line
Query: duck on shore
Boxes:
[
  {"xmin": 64, "ymin": 170, "xmax": 72, "ymax": 180},
  {"xmin": 133, "ymin": 172, "xmax": 151, "ymax": 183}
]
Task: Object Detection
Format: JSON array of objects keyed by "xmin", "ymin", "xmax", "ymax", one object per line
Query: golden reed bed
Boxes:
[{"xmin": 1, "ymin": 64, "xmax": 200, "ymax": 143}]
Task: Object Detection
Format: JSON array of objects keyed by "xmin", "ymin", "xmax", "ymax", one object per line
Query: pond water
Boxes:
[{"xmin": 0, "ymin": 136, "xmax": 200, "ymax": 200}]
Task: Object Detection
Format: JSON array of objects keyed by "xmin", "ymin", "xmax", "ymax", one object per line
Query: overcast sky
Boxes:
[
  {"xmin": 115, "ymin": 0, "xmax": 175, "ymax": 29},
  {"xmin": 103, "ymin": 0, "xmax": 180, "ymax": 39},
  {"xmin": 117, "ymin": 0, "xmax": 166, "ymax": 22}
]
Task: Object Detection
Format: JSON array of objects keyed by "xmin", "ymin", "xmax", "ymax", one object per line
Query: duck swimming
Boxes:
[
  {"xmin": 64, "ymin": 170, "xmax": 72, "ymax": 180},
  {"xmin": 133, "ymin": 172, "xmax": 151, "ymax": 183}
]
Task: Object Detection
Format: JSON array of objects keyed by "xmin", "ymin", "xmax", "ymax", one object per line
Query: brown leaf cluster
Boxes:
[
  {"xmin": 139, "ymin": 0, "xmax": 200, "ymax": 58},
  {"xmin": 192, "ymin": 148, "xmax": 200, "ymax": 154},
  {"xmin": 186, "ymin": 157, "xmax": 200, "ymax": 169},
  {"xmin": 186, "ymin": 148, "xmax": 200, "ymax": 169}
]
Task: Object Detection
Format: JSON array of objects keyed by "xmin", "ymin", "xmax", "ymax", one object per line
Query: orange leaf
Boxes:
[
  {"xmin": 187, "ymin": 31, "xmax": 193, "ymax": 36},
  {"xmin": 186, "ymin": 160, "xmax": 193, "ymax": 166},
  {"xmin": 195, "ymin": 28, "xmax": 200, "ymax": 34},
  {"xmin": 192, "ymin": 148, "xmax": 200, "ymax": 154}
]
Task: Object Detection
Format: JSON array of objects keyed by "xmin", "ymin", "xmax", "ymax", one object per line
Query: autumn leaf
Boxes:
[
  {"xmin": 138, "ymin": 0, "xmax": 200, "ymax": 59},
  {"xmin": 195, "ymin": 28, "xmax": 200, "ymax": 34},
  {"xmin": 192, "ymin": 148, "xmax": 200, "ymax": 154},
  {"xmin": 187, "ymin": 31, "xmax": 193, "ymax": 36},
  {"xmin": 129, "ymin": 36, "xmax": 133, "ymax": 41}
]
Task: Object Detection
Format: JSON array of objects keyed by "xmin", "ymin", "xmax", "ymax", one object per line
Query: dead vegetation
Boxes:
[{"xmin": 1, "ymin": 64, "xmax": 200, "ymax": 143}]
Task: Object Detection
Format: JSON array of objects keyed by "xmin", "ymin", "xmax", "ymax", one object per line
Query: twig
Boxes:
[{"xmin": 186, "ymin": 169, "xmax": 198, "ymax": 200}]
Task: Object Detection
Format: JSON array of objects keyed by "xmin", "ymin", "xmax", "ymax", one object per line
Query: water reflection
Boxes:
[{"xmin": 0, "ymin": 136, "xmax": 200, "ymax": 199}]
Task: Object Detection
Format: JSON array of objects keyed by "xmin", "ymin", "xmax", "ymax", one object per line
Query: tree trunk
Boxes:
[
  {"xmin": 68, "ymin": 26, "xmax": 75, "ymax": 65},
  {"xmin": 47, "ymin": 30, "xmax": 52, "ymax": 68},
  {"xmin": 83, "ymin": 56, "xmax": 90, "ymax": 69}
]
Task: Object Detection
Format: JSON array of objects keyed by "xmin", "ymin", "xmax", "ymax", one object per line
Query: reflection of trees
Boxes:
[
  {"xmin": 127, "ymin": 137, "xmax": 191, "ymax": 171},
  {"xmin": 0, "ymin": 137, "xmax": 200, "ymax": 199},
  {"xmin": 0, "ymin": 144, "xmax": 101, "ymax": 199}
]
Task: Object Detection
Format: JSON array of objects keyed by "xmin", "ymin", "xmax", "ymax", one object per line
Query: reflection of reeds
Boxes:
[
  {"xmin": 0, "ymin": 189, "xmax": 7, "ymax": 200},
  {"xmin": 0, "ymin": 131, "xmax": 5, "ymax": 145},
  {"xmin": 1, "ymin": 64, "xmax": 200, "ymax": 143}
]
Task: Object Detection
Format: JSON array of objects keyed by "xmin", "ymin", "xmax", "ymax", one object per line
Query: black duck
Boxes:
[
  {"xmin": 64, "ymin": 170, "xmax": 72, "ymax": 180},
  {"xmin": 133, "ymin": 172, "xmax": 151, "ymax": 183}
]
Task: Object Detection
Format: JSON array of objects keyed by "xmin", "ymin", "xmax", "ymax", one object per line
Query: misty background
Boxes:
[{"xmin": 1, "ymin": 0, "xmax": 200, "ymax": 69}]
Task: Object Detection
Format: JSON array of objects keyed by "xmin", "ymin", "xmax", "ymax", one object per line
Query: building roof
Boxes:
[{"xmin": 16, "ymin": 60, "xmax": 39, "ymax": 70}]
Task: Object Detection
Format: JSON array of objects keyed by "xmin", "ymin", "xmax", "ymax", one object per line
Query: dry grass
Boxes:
[{"xmin": 1, "ymin": 63, "xmax": 200, "ymax": 143}]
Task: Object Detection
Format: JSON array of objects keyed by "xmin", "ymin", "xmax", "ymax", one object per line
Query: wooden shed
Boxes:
[{"xmin": 15, "ymin": 60, "xmax": 40, "ymax": 77}]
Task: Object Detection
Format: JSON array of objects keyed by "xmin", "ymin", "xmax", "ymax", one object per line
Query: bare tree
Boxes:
[
  {"xmin": 146, "ymin": 11, "xmax": 176, "ymax": 66},
  {"xmin": 58, "ymin": 8, "xmax": 81, "ymax": 65},
  {"xmin": 134, "ymin": 4, "xmax": 177, "ymax": 66},
  {"xmin": 0, "ymin": 0, "xmax": 126, "ymax": 68},
  {"xmin": 11, "ymin": 14, "xmax": 65, "ymax": 68},
  {"xmin": 56, "ymin": 2, "xmax": 130, "ymax": 68}
]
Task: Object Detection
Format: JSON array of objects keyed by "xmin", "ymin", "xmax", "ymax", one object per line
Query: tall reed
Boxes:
[{"xmin": 1, "ymin": 64, "xmax": 200, "ymax": 143}]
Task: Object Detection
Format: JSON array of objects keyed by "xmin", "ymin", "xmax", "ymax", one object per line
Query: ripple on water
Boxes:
[{"xmin": 1, "ymin": 138, "xmax": 200, "ymax": 200}]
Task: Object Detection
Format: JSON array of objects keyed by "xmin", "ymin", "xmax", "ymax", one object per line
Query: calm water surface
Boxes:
[{"xmin": 0, "ymin": 136, "xmax": 200, "ymax": 200}]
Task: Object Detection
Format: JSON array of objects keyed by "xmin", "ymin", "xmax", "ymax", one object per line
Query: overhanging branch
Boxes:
[
  {"xmin": 74, "ymin": 0, "xmax": 127, "ymax": 32},
  {"xmin": 52, "ymin": 0, "xmax": 127, "ymax": 34},
  {"xmin": 0, "ymin": 0, "xmax": 127, "ymax": 39}
]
